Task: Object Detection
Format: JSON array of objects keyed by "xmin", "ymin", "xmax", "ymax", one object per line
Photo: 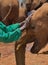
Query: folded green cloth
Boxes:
[{"xmin": 0, "ymin": 21, "xmax": 22, "ymax": 43}]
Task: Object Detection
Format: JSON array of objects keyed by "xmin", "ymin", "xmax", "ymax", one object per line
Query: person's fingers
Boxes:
[
  {"xmin": 19, "ymin": 10, "xmax": 35, "ymax": 26},
  {"xmin": 20, "ymin": 23, "xmax": 26, "ymax": 31}
]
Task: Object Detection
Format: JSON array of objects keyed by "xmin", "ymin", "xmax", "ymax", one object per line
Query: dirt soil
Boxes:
[{"xmin": 0, "ymin": 42, "xmax": 48, "ymax": 65}]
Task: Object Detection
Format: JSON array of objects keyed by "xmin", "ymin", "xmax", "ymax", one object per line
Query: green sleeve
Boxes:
[
  {"xmin": 0, "ymin": 28, "xmax": 22, "ymax": 43},
  {"xmin": 0, "ymin": 22, "xmax": 20, "ymax": 32},
  {"xmin": 0, "ymin": 22, "xmax": 6, "ymax": 31},
  {"xmin": 7, "ymin": 23, "xmax": 20, "ymax": 32}
]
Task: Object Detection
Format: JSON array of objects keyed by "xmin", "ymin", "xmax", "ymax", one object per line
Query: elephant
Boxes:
[
  {"xmin": 31, "ymin": 0, "xmax": 48, "ymax": 10},
  {"xmin": 15, "ymin": 3, "xmax": 48, "ymax": 65},
  {"xmin": 25, "ymin": 0, "xmax": 48, "ymax": 12},
  {"xmin": 0, "ymin": 0, "xmax": 19, "ymax": 25},
  {"xmin": 30, "ymin": 2, "xmax": 48, "ymax": 53}
]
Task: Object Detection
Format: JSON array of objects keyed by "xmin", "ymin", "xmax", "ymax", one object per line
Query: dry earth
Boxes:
[{"xmin": 0, "ymin": 42, "xmax": 48, "ymax": 65}]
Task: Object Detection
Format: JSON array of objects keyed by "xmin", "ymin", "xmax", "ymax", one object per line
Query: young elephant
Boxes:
[
  {"xmin": 30, "ymin": 3, "xmax": 48, "ymax": 53},
  {"xmin": 0, "ymin": 0, "xmax": 19, "ymax": 25},
  {"xmin": 15, "ymin": 3, "xmax": 48, "ymax": 65},
  {"xmin": 25, "ymin": 0, "xmax": 47, "ymax": 11},
  {"xmin": 31, "ymin": 0, "xmax": 47, "ymax": 10}
]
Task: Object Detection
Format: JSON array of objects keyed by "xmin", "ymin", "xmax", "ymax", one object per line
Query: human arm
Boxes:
[{"xmin": 0, "ymin": 28, "xmax": 22, "ymax": 43}]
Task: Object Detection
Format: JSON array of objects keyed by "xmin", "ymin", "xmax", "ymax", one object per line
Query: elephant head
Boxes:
[{"xmin": 27, "ymin": 3, "xmax": 48, "ymax": 53}]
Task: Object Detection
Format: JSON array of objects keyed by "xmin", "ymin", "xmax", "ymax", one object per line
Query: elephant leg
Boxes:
[
  {"xmin": 15, "ymin": 32, "xmax": 27, "ymax": 65},
  {"xmin": 15, "ymin": 44, "xmax": 26, "ymax": 65}
]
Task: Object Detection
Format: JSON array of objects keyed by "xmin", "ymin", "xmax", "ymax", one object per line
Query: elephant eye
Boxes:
[{"xmin": 31, "ymin": 24, "xmax": 35, "ymax": 29}]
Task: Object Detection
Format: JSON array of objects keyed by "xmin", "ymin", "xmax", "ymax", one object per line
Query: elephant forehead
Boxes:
[
  {"xmin": 37, "ymin": 21, "xmax": 42, "ymax": 26},
  {"xmin": 36, "ymin": 21, "xmax": 47, "ymax": 28},
  {"xmin": 31, "ymin": 20, "xmax": 43, "ymax": 27}
]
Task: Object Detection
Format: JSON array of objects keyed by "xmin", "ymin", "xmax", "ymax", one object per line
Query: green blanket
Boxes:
[{"xmin": 0, "ymin": 21, "xmax": 22, "ymax": 43}]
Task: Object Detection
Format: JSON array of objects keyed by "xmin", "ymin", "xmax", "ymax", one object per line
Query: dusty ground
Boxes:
[{"xmin": 0, "ymin": 42, "xmax": 48, "ymax": 65}]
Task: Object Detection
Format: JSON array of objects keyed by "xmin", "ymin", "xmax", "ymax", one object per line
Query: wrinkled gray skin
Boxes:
[{"xmin": 15, "ymin": 3, "xmax": 48, "ymax": 65}]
